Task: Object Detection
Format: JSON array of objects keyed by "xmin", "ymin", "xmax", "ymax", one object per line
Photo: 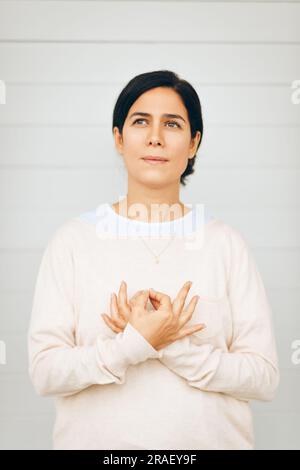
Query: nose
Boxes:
[
  {"xmin": 146, "ymin": 122, "xmax": 164, "ymax": 147},
  {"xmin": 148, "ymin": 136, "xmax": 162, "ymax": 147}
]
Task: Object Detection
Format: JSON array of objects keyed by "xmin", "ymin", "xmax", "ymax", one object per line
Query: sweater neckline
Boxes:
[
  {"xmin": 77, "ymin": 202, "xmax": 215, "ymax": 238},
  {"xmin": 106, "ymin": 202, "xmax": 194, "ymax": 227},
  {"xmin": 104, "ymin": 202, "xmax": 214, "ymax": 238}
]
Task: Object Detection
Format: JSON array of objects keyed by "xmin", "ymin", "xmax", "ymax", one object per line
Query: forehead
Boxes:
[{"xmin": 128, "ymin": 87, "xmax": 188, "ymax": 118}]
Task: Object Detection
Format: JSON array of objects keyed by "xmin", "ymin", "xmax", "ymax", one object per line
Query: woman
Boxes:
[{"xmin": 28, "ymin": 70, "xmax": 279, "ymax": 450}]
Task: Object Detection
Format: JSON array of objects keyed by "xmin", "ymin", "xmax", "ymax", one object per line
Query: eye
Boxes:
[
  {"xmin": 167, "ymin": 121, "xmax": 181, "ymax": 128},
  {"xmin": 132, "ymin": 118, "xmax": 147, "ymax": 125},
  {"xmin": 132, "ymin": 118, "xmax": 181, "ymax": 128}
]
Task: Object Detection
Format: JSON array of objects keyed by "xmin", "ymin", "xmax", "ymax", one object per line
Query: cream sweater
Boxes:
[{"xmin": 28, "ymin": 202, "xmax": 280, "ymax": 450}]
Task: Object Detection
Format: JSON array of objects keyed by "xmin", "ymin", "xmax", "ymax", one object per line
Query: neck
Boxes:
[{"xmin": 113, "ymin": 180, "xmax": 190, "ymax": 223}]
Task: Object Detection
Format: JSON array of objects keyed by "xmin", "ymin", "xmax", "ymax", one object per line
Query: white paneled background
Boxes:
[{"xmin": 0, "ymin": 0, "xmax": 299, "ymax": 450}]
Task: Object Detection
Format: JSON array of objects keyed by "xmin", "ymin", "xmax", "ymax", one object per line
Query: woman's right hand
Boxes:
[{"xmin": 129, "ymin": 281, "xmax": 205, "ymax": 351}]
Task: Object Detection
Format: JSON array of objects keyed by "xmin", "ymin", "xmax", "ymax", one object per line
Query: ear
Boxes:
[
  {"xmin": 189, "ymin": 130, "xmax": 201, "ymax": 157},
  {"xmin": 113, "ymin": 126, "xmax": 123, "ymax": 154}
]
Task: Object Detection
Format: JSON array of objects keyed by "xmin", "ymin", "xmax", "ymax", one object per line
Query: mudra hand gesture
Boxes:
[{"xmin": 101, "ymin": 281, "xmax": 205, "ymax": 351}]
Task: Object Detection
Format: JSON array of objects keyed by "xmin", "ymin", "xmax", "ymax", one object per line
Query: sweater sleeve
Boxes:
[
  {"xmin": 158, "ymin": 226, "xmax": 280, "ymax": 402},
  {"xmin": 28, "ymin": 223, "xmax": 162, "ymax": 398}
]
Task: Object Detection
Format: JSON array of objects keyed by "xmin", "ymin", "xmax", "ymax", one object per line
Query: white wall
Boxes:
[{"xmin": 0, "ymin": 0, "xmax": 299, "ymax": 450}]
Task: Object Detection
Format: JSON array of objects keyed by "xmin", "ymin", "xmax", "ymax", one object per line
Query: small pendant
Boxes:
[{"xmin": 155, "ymin": 257, "xmax": 160, "ymax": 264}]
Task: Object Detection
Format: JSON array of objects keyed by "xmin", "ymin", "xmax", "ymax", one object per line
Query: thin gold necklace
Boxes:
[{"xmin": 139, "ymin": 236, "xmax": 176, "ymax": 264}]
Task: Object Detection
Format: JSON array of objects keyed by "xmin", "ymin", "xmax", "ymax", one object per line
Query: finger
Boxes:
[
  {"xmin": 176, "ymin": 323, "xmax": 206, "ymax": 339},
  {"xmin": 129, "ymin": 289, "xmax": 144, "ymax": 307},
  {"xmin": 118, "ymin": 280, "xmax": 128, "ymax": 305},
  {"xmin": 157, "ymin": 323, "xmax": 206, "ymax": 350},
  {"xmin": 140, "ymin": 289, "xmax": 150, "ymax": 308},
  {"xmin": 180, "ymin": 295, "xmax": 200, "ymax": 325},
  {"xmin": 104, "ymin": 307, "xmax": 126, "ymax": 329},
  {"xmin": 149, "ymin": 296, "xmax": 160, "ymax": 310},
  {"xmin": 109, "ymin": 293, "xmax": 127, "ymax": 327},
  {"xmin": 131, "ymin": 289, "xmax": 149, "ymax": 308},
  {"xmin": 129, "ymin": 289, "xmax": 145, "ymax": 302},
  {"xmin": 172, "ymin": 281, "xmax": 193, "ymax": 318},
  {"xmin": 117, "ymin": 281, "xmax": 130, "ymax": 320},
  {"xmin": 110, "ymin": 293, "xmax": 121, "ymax": 323},
  {"xmin": 148, "ymin": 288, "xmax": 171, "ymax": 310},
  {"xmin": 101, "ymin": 313, "xmax": 123, "ymax": 333},
  {"xmin": 148, "ymin": 288, "xmax": 160, "ymax": 309}
]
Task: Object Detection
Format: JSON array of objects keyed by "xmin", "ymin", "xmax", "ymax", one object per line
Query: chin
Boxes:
[{"xmin": 138, "ymin": 174, "xmax": 169, "ymax": 188}]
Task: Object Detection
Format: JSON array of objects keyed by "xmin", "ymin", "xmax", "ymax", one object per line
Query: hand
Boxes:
[
  {"xmin": 102, "ymin": 281, "xmax": 206, "ymax": 350},
  {"xmin": 145, "ymin": 282, "xmax": 206, "ymax": 349},
  {"xmin": 101, "ymin": 280, "xmax": 144, "ymax": 333}
]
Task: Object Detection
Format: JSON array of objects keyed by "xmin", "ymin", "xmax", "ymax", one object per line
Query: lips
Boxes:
[{"xmin": 142, "ymin": 156, "xmax": 169, "ymax": 162}]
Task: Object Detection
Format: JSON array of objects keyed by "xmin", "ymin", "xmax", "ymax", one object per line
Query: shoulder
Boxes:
[
  {"xmin": 48, "ymin": 218, "xmax": 83, "ymax": 246},
  {"xmin": 203, "ymin": 219, "xmax": 256, "ymax": 284},
  {"xmin": 205, "ymin": 218, "xmax": 250, "ymax": 254},
  {"xmin": 45, "ymin": 203, "xmax": 109, "ymax": 251},
  {"xmin": 45, "ymin": 207, "xmax": 102, "ymax": 254}
]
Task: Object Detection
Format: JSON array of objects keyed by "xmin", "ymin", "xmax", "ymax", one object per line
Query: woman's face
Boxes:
[{"xmin": 113, "ymin": 86, "xmax": 201, "ymax": 188}]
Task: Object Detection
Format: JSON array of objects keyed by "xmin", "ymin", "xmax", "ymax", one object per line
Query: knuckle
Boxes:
[{"xmin": 160, "ymin": 310, "xmax": 171, "ymax": 321}]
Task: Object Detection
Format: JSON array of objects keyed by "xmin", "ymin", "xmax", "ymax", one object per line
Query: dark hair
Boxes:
[{"xmin": 112, "ymin": 70, "xmax": 203, "ymax": 186}]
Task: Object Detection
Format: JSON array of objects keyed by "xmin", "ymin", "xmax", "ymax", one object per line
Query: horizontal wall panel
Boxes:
[
  {"xmin": 0, "ymin": 374, "xmax": 54, "ymax": 417},
  {"xmin": 0, "ymin": 126, "xmax": 119, "ymax": 168},
  {"xmin": 0, "ymin": 2, "xmax": 299, "ymax": 43},
  {"xmin": 1, "ymin": 126, "xmax": 300, "ymax": 169},
  {"xmin": 251, "ymin": 369, "xmax": 300, "ymax": 414},
  {"xmin": 188, "ymin": 169, "xmax": 299, "ymax": 209},
  {"xmin": 1, "ymin": 43, "xmax": 300, "ymax": 83},
  {"xmin": 0, "ymin": 414, "xmax": 53, "ymax": 450},
  {"xmin": 0, "ymin": 169, "xmax": 299, "ymax": 210},
  {"xmin": 0, "ymin": 84, "xmax": 299, "ymax": 125},
  {"xmin": 252, "ymin": 411, "xmax": 300, "ymax": 450},
  {"xmin": 0, "ymin": 168, "xmax": 125, "ymax": 211}
]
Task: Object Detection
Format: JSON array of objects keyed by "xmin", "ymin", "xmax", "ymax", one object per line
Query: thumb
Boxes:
[
  {"xmin": 131, "ymin": 289, "xmax": 149, "ymax": 308},
  {"xmin": 149, "ymin": 288, "xmax": 171, "ymax": 310},
  {"xmin": 148, "ymin": 293, "xmax": 160, "ymax": 310}
]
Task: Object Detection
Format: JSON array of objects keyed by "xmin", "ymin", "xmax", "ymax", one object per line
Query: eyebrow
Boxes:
[{"xmin": 129, "ymin": 112, "xmax": 186, "ymax": 123}]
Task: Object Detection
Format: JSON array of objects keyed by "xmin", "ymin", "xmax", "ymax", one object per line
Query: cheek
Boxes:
[
  {"xmin": 167, "ymin": 134, "xmax": 191, "ymax": 154},
  {"xmin": 124, "ymin": 130, "xmax": 145, "ymax": 148},
  {"xmin": 168, "ymin": 141, "xmax": 190, "ymax": 168},
  {"xmin": 123, "ymin": 137, "xmax": 145, "ymax": 161}
]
